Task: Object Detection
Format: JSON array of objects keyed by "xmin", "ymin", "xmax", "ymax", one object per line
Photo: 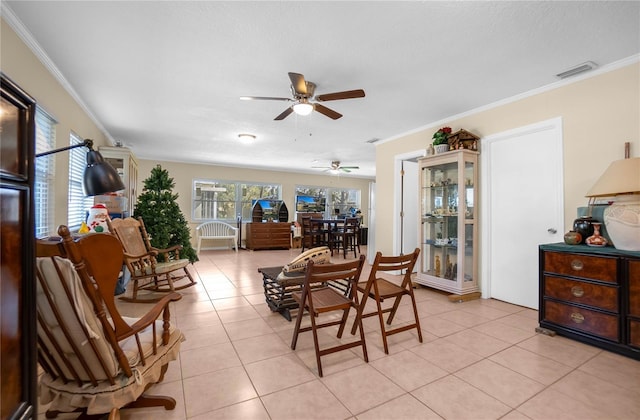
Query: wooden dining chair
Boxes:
[
  {"xmin": 301, "ymin": 216, "xmax": 324, "ymax": 251},
  {"xmin": 290, "ymin": 255, "xmax": 367, "ymax": 377},
  {"xmin": 339, "ymin": 217, "xmax": 361, "ymax": 258},
  {"xmin": 351, "ymin": 248, "xmax": 422, "ymax": 354},
  {"xmin": 36, "ymin": 225, "xmax": 184, "ymax": 419},
  {"xmin": 107, "ymin": 217, "xmax": 197, "ymax": 302},
  {"xmin": 326, "ymin": 219, "xmax": 346, "ymax": 257}
]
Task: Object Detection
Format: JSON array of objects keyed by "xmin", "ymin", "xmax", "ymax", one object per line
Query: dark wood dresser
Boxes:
[
  {"xmin": 539, "ymin": 243, "xmax": 640, "ymax": 360},
  {"xmin": 246, "ymin": 222, "xmax": 291, "ymax": 250}
]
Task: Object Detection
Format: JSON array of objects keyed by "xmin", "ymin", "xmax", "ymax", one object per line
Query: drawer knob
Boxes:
[
  {"xmin": 571, "ymin": 286, "xmax": 585, "ymax": 297},
  {"xmin": 570, "ymin": 312, "xmax": 585, "ymax": 323},
  {"xmin": 570, "ymin": 259, "xmax": 584, "ymax": 271}
]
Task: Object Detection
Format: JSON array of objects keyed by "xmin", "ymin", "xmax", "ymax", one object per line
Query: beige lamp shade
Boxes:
[
  {"xmin": 585, "ymin": 157, "xmax": 640, "ymax": 197},
  {"xmin": 585, "ymin": 156, "xmax": 640, "ymax": 251}
]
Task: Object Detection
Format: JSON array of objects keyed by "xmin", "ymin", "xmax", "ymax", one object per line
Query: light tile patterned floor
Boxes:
[{"xmin": 39, "ymin": 247, "xmax": 640, "ymax": 419}]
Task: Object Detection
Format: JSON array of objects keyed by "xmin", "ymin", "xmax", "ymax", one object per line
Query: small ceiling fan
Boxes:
[
  {"xmin": 313, "ymin": 160, "xmax": 360, "ymax": 173},
  {"xmin": 240, "ymin": 72, "xmax": 365, "ymax": 120}
]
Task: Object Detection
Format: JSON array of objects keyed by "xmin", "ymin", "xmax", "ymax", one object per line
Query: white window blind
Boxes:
[
  {"xmin": 34, "ymin": 107, "xmax": 57, "ymax": 238},
  {"xmin": 68, "ymin": 132, "xmax": 92, "ymax": 229}
]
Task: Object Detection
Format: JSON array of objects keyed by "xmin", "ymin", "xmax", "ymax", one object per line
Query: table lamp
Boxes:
[{"xmin": 585, "ymin": 142, "xmax": 640, "ymax": 251}]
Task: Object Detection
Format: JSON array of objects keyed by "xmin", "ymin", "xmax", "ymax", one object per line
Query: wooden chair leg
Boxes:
[
  {"xmin": 58, "ymin": 408, "xmax": 119, "ymax": 420},
  {"xmin": 386, "ymin": 296, "xmax": 403, "ymax": 325},
  {"xmin": 309, "ymin": 313, "xmax": 324, "ymax": 377},
  {"xmin": 408, "ymin": 291, "xmax": 424, "ymax": 343},
  {"xmin": 125, "ymin": 394, "xmax": 176, "ymax": 410},
  {"xmin": 290, "ymin": 302, "xmax": 305, "ymax": 350},
  {"xmin": 336, "ymin": 307, "xmax": 350, "ymax": 338},
  {"xmin": 376, "ymin": 297, "xmax": 390, "ymax": 354},
  {"xmin": 354, "ymin": 306, "xmax": 369, "ymax": 363}
]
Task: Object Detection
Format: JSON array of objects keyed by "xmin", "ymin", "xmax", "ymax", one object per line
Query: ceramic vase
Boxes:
[
  {"xmin": 573, "ymin": 216, "xmax": 594, "ymax": 244},
  {"xmin": 586, "ymin": 222, "xmax": 608, "ymax": 247},
  {"xmin": 434, "ymin": 144, "xmax": 449, "ymax": 154},
  {"xmin": 563, "ymin": 230, "xmax": 582, "ymax": 245},
  {"xmin": 603, "ymin": 194, "xmax": 640, "ymax": 251}
]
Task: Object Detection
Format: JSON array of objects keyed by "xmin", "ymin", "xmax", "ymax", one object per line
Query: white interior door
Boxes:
[
  {"xmin": 393, "ymin": 150, "xmax": 426, "ymax": 264},
  {"xmin": 367, "ymin": 181, "xmax": 376, "ymax": 264},
  {"xmin": 401, "ymin": 160, "xmax": 419, "ymax": 255},
  {"xmin": 481, "ymin": 117, "xmax": 564, "ymax": 309}
]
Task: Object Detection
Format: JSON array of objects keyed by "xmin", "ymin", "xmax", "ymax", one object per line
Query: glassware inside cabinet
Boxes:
[
  {"xmin": 463, "ymin": 223, "xmax": 474, "ymax": 282},
  {"xmin": 464, "ymin": 161, "xmax": 475, "ymax": 220}
]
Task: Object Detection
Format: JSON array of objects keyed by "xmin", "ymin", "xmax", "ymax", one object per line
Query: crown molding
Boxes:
[
  {"xmin": 2, "ymin": 3, "xmax": 115, "ymax": 143},
  {"xmin": 377, "ymin": 54, "xmax": 640, "ymax": 147}
]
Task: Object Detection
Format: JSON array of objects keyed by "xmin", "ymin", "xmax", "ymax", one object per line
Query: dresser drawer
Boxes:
[
  {"xmin": 629, "ymin": 319, "xmax": 640, "ymax": 348},
  {"xmin": 544, "ymin": 275, "xmax": 618, "ymax": 312},
  {"xmin": 629, "ymin": 260, "xmax": 640, "ymax": 317},
  {"xmin": 248, "ymin": 223, "xmax": 270, "ymax": 233},
  {"xmin": 544, "ymin": 300, "xmax": 619, "ymax": 342},
  {"xmin": 251, "ymin": 231, "xmax": 272, "ymax": 240},
  {"xmin": 271, "ymin": 232, "xmax": 292, "ymax": 240},
  {"xmin": 544, "ymin": 251, "xmax": 617, "ymax": 283}
]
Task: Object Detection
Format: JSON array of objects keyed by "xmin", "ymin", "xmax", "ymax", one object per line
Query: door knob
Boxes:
[{"xmin": 547, "ymin": 228, "xmax": 557, "ymax": 234}]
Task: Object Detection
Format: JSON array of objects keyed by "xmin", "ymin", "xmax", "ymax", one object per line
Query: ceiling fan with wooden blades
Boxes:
[
  {"xmin": 312, "ymin": 160, "xmax": 360, "ymax": 173},
  {"xmin": 240, "ymin": 72, "xmax": 365, "ymax": 120}
]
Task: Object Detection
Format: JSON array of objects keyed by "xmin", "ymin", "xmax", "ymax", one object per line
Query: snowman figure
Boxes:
[{"xmin": 87, "ymin": 204, "xmax": 110, "ymax": 233}]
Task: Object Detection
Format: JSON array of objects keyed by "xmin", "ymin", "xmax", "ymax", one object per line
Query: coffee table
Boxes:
[
  {"xmin": 258, "ymin": 265, "xmax": 349, "ymax": 321},
  {"xmin": 258, "ymin": 266, "xmax": 305, "ymax": 321}
]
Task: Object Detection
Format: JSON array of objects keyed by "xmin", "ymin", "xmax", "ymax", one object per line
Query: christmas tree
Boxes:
[{"xmin": 134, "ymin": 165, "xmax": 198, "ymax": 263}]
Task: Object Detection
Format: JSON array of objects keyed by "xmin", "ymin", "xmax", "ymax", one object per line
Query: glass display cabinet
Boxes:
[{"xmin": 416, "ymin": 150, "xmax": 479, "ymax": 296}]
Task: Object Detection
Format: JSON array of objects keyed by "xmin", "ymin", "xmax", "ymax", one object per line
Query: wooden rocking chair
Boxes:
[
  {"xmin": 107, "ymin": 217, "xmax": 197, "ymax": 302},
  {"xmin": 36, "ymin": 225, "xmax": 184, "ymax": 419}
]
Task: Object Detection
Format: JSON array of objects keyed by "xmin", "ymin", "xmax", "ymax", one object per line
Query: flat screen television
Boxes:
[{"xmin": 296, "ymin": 195, "xmax": 325, "ymax": 213}]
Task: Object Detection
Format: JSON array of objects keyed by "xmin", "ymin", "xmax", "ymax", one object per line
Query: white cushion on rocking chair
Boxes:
[{"xmin": 132, "ymin": 258, "xmax": 189, "ymax": 277}]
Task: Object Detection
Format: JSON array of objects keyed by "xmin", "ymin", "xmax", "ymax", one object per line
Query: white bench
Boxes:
[{"xmin": 195, "ymin": 221, "xmax": 239, "ymax": 254}]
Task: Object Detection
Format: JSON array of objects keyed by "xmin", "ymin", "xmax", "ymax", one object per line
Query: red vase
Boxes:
[{"xmin": 586, "ymin": 222, "xmax": 608, "ymax": 247}]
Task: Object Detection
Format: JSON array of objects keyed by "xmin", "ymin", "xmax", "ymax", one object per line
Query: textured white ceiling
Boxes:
[{"xmin": 4, "ymin": 1, "xmax": 640, "ymax": 178}]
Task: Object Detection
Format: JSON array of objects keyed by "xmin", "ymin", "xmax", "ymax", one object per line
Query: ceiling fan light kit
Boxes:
[
  {"xmin": 241, "ymin": 72, "xmax": 365, "ymax": 121},
  {"xmin": 293, "ymin": 101, "xmax": 314, "ymax": 116},
  {"xmin": 238, "ymin": 133, "xmax": 256, "ymax": 143}
]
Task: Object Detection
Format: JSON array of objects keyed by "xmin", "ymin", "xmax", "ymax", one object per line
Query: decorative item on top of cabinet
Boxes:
[
  {"xmin": 447, "ymin": 129, "xmax": 480, "ymax": 152},
  {"xmin": 97, "ymin": 146, "xmax": 138, "ymax": 216},
  {"xmin": 539, "ymin": 243, "xmax": 640, "ymax": 360},
  {"xmin": 251, "ymin": 199, "xmax": 288, "ymax": 223},
  {"xmin": 585, "ymin": 222, "xmax": 608, "ymax": 247},
  {"xmin": 573, "ymin": 216, "xmax": 595, "ymax": 244},
  {"xmin": 416, "ymin": 149, "xmax": 479, "ymax": 301}
]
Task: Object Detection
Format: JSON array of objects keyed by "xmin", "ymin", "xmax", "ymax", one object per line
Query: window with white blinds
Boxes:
[
  {"xmin": 34, "ymin": 107, "xmax": 57, "ymax": 238},
  {"xmin": 68, "ymin": 132, "xmax": 92, "ymax": 229}
]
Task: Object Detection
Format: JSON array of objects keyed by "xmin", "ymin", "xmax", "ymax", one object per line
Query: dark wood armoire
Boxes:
[{"xmin": 1, "ymin": 73, "xmax": 38, "ymax": 419}]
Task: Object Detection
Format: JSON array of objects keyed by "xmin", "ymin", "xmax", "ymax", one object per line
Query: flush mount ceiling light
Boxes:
[
  {"xmin": 237, "ymin": 133, "xmax": 256, "ymax": 143},
  {"xmin": 292, "ymin": 99, "xmax": 314, "ymax": 116},
  {"xmin": 555, "ymin": 61, "xmax": 598, "ymax": 79}
]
